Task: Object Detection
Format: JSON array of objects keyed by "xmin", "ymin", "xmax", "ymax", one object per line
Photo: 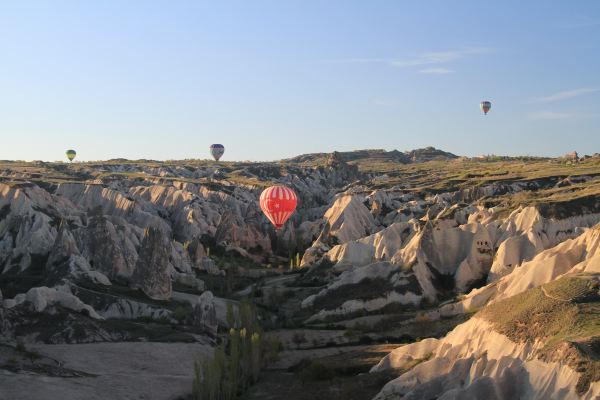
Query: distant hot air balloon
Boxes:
[
  {"xmin": 210, "ymin": 144, "xmax": 225, "ymax": 161},
  {"xmin": 480, "ymin": 101, "xmax": 492, "ymax": 115},
  {"xmin": 260, "ymin": 185, "xmax": 297, "ymax": 230},
  {"xmin": 66, "ymin": 149, "xmax": 77, "ymax": 162}
]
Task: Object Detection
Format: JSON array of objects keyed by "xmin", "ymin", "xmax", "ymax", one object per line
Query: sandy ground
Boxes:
[{"xmin": 0, "ymin": 342, "xmax": 210, "ymax": 400}]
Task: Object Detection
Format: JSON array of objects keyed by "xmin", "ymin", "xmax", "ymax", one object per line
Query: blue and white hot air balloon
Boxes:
[
  {"xmin": 209, "ymin": 144, "xmax": 225, "ymax": 161},
  {"xmin": 480, "ymin": 101, "xmax": 492, "ymax": 115}
]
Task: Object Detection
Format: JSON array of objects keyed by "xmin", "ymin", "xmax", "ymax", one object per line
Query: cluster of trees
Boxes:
[
  {"xmin": 192, "ymin": 329, "xmax": 261, "ymax": 400},
  {"xmin": 192, "ymin": 301, "xmax": 275, "ymax": 400}
]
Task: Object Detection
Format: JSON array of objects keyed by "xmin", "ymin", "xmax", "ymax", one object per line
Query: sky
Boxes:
[{"xmin": 1, "ymin": 1, "xmax": 599, "ymax": 162}]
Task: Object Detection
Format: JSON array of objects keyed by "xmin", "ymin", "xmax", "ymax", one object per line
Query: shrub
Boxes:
[
  {"xmin": 358, "ymin": 336, "xmax": 374, "ymax": 345},
  {"xmin": 292, "ymin": 331, "xmax": 307, "ymax": 346},
  {"xmin": 15, "ymin": 337, "xmax": 26, "ymax": 353},
  {"xmin": 299, "ymin": 362, "xmax": 337, "ymax": 384},
  {"xmin": 173, "ymin": 306, "xmax": 189, "ymax": 322},
  {"xmin": 262, "ymin": 337, "xmax": 282, "ymax": 364},
  {"xmin": 414, "ymin": 312, "xmax": 432, "ymax": 323}
]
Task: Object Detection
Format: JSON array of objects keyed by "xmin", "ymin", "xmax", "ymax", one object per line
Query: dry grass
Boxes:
[
  {"xmin": 4, "ymin": 156, "xmax": 600, "ymax": 213},
  {"xmin": 478, "ymin": 274, "xmax": 600, "ymax": 394}
]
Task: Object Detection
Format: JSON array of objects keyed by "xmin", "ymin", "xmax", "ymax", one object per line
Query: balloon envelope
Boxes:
[
  {"xmin": 260, "ymin": 185, "xmax": 297, "ymax": 229},
  {"xmin": 480, "ymin": 101, "xmax": 492, "ymax": 115},
  {"xmin": 210, "ymin": 144, "xmax": 225, "ymax": 161},
  {"xmin": 66, "ymin": 150, "xmax": 77, "ymax": 162}
]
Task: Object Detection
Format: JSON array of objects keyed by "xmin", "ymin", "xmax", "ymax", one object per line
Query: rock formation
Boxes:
[
  {"xmin": 79, "ymin": 209, "xmax": 133, "ymax": 279},
  {"xmin": 2, "ymin": 149, "xmax": 600, "ymax": 399},
  {"xmin": 404, "ymin": 146, "xmax": 459, "ymax": 162},
  {"xmin": 373, "ymin": 275, "xmax": 600, "ymax": 399},
  {"xmin": 132, "ymin": 227, "xmax": 172, "ymax": 301},
  {"xmin": 187, "ymin": 291, "xmax": 218, "ymax": 337}
]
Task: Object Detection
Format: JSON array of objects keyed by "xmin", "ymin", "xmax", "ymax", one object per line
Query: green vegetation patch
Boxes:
[
  {"xmin": 478, "ymin": 274, "xmax": 600, "ymax": 394},
  {"xmin": 296, "ymin": 344, "xmax": 409, "ymax": 378},
  {"xmin": 543, "ymin": 275, "xmax": 600, "ymax": 303},
  {"xmin": 312, "ymin": 277, "xmax": 394, "ymax": 311}
]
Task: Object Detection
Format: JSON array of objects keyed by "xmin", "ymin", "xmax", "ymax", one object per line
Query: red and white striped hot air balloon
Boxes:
[{"xmin": 259, "ymin": 185, "xmax": 297, "ymax": 230}]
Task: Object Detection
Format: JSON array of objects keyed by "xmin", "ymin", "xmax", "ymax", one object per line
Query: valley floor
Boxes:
[
  {"xmin": 0, "ymin": 337, "xmax": 404, "ymax": 400},
  {"xmin": 0, "ymin": 342, "xmax": 210, "ymax": 400},
  {"xmin": 243, "ymin": 344, "xmax": 401, "ymax": 400}
]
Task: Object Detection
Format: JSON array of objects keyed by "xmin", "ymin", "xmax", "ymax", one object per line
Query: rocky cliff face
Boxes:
[
  {"xmin": 78, "ymin": 210, "xmax": 134, "ymax": 280},
  {"xmin": 132, "ymin": 227, "xmax": 172, "ymax": 300}
]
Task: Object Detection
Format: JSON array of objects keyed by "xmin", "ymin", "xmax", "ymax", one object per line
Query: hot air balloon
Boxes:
[
  {"xmin": 210, "ymin": 144, "xmax": 225, "ymax": 161},
  {"xmin": 66, "ymin": 149, "xmax": 77, "ymax": 162},
  {"xmin": 480, "ymin": 101, "xmax": 492, "ymax": 115},
  {"xmin": 259, "ymin": 185, "xmax": 297, "ymax": 230}
]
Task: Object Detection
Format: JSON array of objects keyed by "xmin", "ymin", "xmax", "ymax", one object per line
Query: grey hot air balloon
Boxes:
[
  {"xmin": 209, "ymin": 144, "xmax": 225, "ymax": 161},
  {"xmin": 480, "ymin": 101, "xmax": 492, "ymax": 115}
]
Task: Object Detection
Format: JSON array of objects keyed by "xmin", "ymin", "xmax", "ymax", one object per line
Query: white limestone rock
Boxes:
[
  {"xmin": 5, "ymin": 286, "xmax": 102, "ymax": 319},
  {"xmin": 372, "ymin": 318, "xmax": 600, "ymax": 400}
]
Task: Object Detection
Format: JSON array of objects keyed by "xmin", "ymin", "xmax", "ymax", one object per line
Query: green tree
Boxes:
[
  {"xmin": 226, "ymin": 302, "xmax": 235, "ymax": 329},
  {"xmin": 227, "ymin": 328, "xmax": 240, "ymax": 400},
  {"xmin": 250, "ymin": 333, "xmax": 261, "ymax": 383},
  {"xmin": 239, "ymin": 328, "xmax": 249, "ymax": 392}
]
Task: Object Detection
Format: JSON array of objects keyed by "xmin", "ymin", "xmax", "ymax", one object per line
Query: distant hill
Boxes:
[
  {"xmin": 404, "ymin": 146, "xmax": 459, "ymax": 162},
  {"xmin": 286, "ymin": 147, "xmax": 458, "ymax": 165}
]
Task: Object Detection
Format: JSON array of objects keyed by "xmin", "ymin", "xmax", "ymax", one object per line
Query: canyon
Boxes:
[{"xmin": 2, "ymin": 148, "xmax": 600, "ymax": 399}]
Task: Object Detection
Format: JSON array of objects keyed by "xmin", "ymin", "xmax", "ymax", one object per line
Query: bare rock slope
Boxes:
[{"xmin": 372, "ymin": 274, "xmax": 600, "ymax": 400}]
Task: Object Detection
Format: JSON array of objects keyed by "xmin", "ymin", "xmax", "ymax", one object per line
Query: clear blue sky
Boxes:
[{"xmin": 1, "ymin": 1, "xmax": 599, "ymax": 161}]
